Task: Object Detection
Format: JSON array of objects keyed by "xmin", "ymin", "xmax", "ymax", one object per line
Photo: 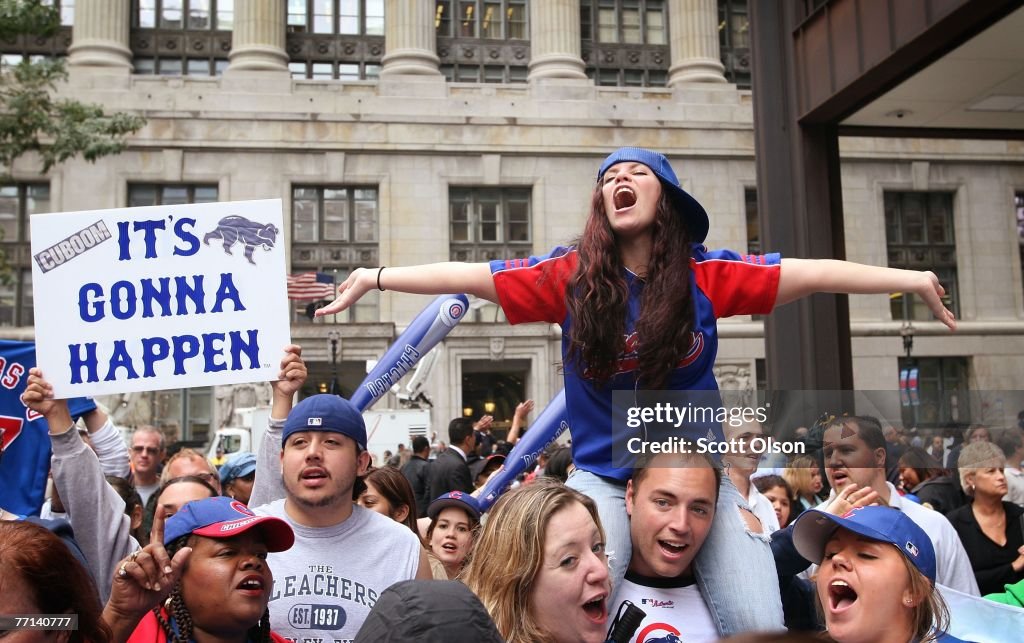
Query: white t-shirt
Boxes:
[
  {"xmin": 136, "ymin": 481, "xmax": 160, "ymax": 506},
  {"xmin": 609, "ymin": 570, "xmax": 718, "ymax": 643},
  {"xmin": 747, "ymin": 484, "xmax": 781, "ymax": 534}
]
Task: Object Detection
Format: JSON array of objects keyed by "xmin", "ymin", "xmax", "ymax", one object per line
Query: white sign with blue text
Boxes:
[{"xmin": 30, "ymin": 199, "xmax": 290, "ymax": 398}]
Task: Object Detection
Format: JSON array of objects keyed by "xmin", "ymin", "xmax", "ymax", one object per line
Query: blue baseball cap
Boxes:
[
  {"xmin": 597, "ymin": 147, "xmax": 710, "ymax": 243},
  {"xmin": 792, "ymin": 506, "xmax": 936, "ymax": 583},
  {"xmin": 428, "ymin": 491, "xmax": 482, "ymax": 522},
  {"xmin": 219, "ymin": 451, "xmax": 257, "ymax": 485},
  {"xmin": 164, "ymin": 496, "xmax": 294, "ymax": 551},
  {"xmin": 283, "ymin": 394, "xmax": 367, "ymax": 450}
]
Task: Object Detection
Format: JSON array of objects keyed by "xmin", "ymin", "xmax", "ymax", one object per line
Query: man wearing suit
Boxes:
[
  {"xmin": 427, "ymin": 418, "xmax": 476, "ymax": 501},
  {"xmin": 401, "ymin": 436, "xmax": 433, "ymax": 518}
]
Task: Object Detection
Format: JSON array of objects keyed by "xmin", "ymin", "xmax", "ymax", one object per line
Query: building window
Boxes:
[
  {"xmin": 137, "ymin": 0, "xmax": 234, "ymax": 29},
  {"xmin": 41, "ymin": 0, "xmax": 75, "ymax": 26},
  {"xmin": 581, "ymin": 0, "xmax": 669, "ymax": 87},
  {"xmin": 132, "ymin": 1, "xmax": 232, "ymax": 75},
  {"xmin": 287, "ymin": 0, "xmax": 383, "ymax": 34},
  {"xmin": 436, "ymin": 0, "xmax": 529, "ymax": 83},
  {"xmin": 291, "ymin": 186, "xmax": 379, "ymax": 324},
  {"xmin": 898, "ymin": 356, "xmax": 970, "ymax": 429},
  {"xmin": 146, "ymin": 384, "xmax": 214, "ymax": 442},
  {"xmin": 0, "ymin": 183, "xmax": 49, "ymax": 327},
  {"xmin": 449, "ymin": 187, "xmax": 531, "ymax": 262},
  {"xmin": 289, "ymin": 61, "xmax": 381, "ymax": 80},
  {"xmin": 287, "ymin": 1, "xmax": 385, "ymax": 80},
  {"xmin": 128, "ymin": 183, "xmax": 218, "ymax": 206},
  {"xmin": 745, "ymin": 187, "xmax": 759, "ymax": 255},
  {"xmin": 0, "ymin": 1, "xmax": 72, "ymax": 59},
  {"xmin": 885, "ymin": 192, "xmax": 958, "ymax": 322},
  {"xmin": 744, "ymin": 187, "xmax": 765, "ymax": 321},
  {"xmin": 718, "ymin": 0, "xmax": 750, "ymax": 89},
  {"xmin": 435, "ymin": 1, "xmax": 527, "ymax": 39}
]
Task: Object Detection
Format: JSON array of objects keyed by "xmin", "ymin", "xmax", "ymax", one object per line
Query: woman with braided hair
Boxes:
[{"xmin": 102, "ymin": 497, "xmax": 294, "ymax": 643}]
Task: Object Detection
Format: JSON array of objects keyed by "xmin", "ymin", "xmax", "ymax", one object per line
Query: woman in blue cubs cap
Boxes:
[
  {"xmin": 425, "ymin": 491, "xmax": 481, "ymax": 580},
  {"xmin": 314, "ymin": 147, "xmax": 956, "ymax": 634},
  {"xmin": 792, "ymin": 505, "xmax": 966, "ymax": 643},
  {"xmin": 103, "ymin": 496, "xmax": 294, "ymax": 643}
]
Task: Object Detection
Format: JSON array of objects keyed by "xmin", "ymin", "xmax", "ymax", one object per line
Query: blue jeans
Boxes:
[{"xmin": 567, "ymin": 468, "xmax": 784, "ymax": 636}]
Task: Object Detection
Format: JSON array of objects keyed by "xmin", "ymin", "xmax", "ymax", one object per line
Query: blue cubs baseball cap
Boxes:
[
  {"xmin": 164, "ymin": 496, "xmax": 294, "ymax": 551},
  {"xmin": 283, "ymin": 394, "xmax": 367, "ymax": 450},
  {"xmin": 792, "ymin": 505, "xmax": 936, "ymax": 583},
  {"xmin": 597, "ymin": 147, "xmax": 710, "ymax": 243},
  {"xmin": 219, "ymin": 451, "xmax": 257, "ymax": 485},
  {"xmin": 428, "ymin": 491, "xmax": 482, "ymax": 522}
]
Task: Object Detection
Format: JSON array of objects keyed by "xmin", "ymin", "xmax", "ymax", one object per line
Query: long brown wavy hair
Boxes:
[{"xmin": 565, "ymin": 185, "xmax": 696, "ymax": 389}]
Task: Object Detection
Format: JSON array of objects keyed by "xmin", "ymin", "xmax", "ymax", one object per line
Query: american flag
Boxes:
[{"xmin": 286, "ymin": 272, "xmax": 336, "ymax": 301}]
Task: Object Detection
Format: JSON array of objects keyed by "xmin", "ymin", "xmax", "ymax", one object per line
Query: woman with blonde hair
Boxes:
[
  {"xmin": 946, "ymin": 441, "xmax": 1024, "ymax": 595},
  {"xmin": 783, "ymin": 454, "xmax": 825, "ymax": 510},
  {"xmin": 463, "ymin": 479, "xmax": 611, "ymax": 643},
  {"xmin": 792, "ymin": 505, "xmax": 964, "ymax": 643}
]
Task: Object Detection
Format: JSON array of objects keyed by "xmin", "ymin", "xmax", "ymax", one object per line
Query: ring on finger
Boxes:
[
  {"xmin": 129, "ymin": 550, "xmax": 141, "ymax": 562},
  {"xmin": 118, "ymin": 562, "xmax": 129, "ymax": 578}
]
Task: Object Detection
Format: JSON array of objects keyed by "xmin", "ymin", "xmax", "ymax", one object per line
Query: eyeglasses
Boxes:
[
  {"xmin": 195, "ymin": 472, "xmax": 219, "ymax": 484},
  {"xmin": 131, "ymin": 446, "xmax": 160, "ymax": 455}
]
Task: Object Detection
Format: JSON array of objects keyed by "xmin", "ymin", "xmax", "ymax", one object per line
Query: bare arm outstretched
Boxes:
[
  {"xmin": 776, "ymin": 259, "xmax": 956, "ymax": 330},
  {"xmin": 316, "ymin": 263, "xmax": 497, "ymax": 317}
]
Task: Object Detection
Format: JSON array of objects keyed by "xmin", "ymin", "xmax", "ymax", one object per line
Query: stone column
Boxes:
[
  {"xmin": 527, "ymin": 0, "xmax": 586, "ymax": 80},
  {"xmin": 667, "ymin": 0, "xmax": 726, "ymax": 85},
  {"xmin": 67, "ymin": 0, "xmax": 132, "ymax": 68},
  {"xmin": 228, "ymin": 0, "xmax": 289, "ymax": 72},
  {"xmin": 380, "ymin": 0, "xmax": 441, "ymax": 75}
]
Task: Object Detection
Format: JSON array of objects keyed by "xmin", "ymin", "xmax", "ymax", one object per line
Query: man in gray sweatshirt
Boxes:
[{"xmin": 251, "ymin": 345, "xmax": 430, "ymax": 643}]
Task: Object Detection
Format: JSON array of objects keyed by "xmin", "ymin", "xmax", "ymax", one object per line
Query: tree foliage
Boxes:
[{"xmin": 0, "ymin": 0, "xmax": 146, "ymax": 179}]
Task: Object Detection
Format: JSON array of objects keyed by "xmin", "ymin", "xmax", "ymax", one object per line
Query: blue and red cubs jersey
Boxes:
[
  {"xmin": 0, "ymin": 340, "xmax": 97, "ymax": 516},
  {"xmin": 490, "ymin": 245, "xmax": 781, "ymax": 481}
]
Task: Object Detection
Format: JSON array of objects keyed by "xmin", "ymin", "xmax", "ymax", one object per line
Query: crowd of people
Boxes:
[{"xmin": 3, "ymin": 147, "xmax": 1024, "ymax": 642}]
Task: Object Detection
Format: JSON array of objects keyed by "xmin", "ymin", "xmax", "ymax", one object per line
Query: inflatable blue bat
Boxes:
[{"xmin": 349, "ymin": 294, "xmax": 469, "ymax": 411}]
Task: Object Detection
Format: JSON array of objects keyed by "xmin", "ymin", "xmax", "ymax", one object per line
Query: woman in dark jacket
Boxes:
[
  {"xmin": 946, "ymin": 441, "xmax": 1024, "ymax": 596},
  {"xmin": 898, "ymin": 447, "xmax": 962, "ymax": 514}
]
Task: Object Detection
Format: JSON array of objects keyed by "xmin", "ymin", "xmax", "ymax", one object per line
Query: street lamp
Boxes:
[
  {"xmin": 327, "ymin": 330, "xmax": 341, "ymax": 396},
  {"xmin": 900, "ymin": 321, "xmax": 915, "ymax": 359}
]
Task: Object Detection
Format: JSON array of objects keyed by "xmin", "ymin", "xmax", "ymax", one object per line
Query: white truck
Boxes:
[
  {"xmin": 363, "ymin": 408, "xmax": 431, "ymax": 467},
  {"xmin": 207, "ymin": 406, "xmax": 271, "ymax": 460}
]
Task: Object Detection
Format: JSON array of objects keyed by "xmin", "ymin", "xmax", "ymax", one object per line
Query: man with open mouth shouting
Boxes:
[{"xmin": 610, "ymin": 451, "xmax": 721, "ymax": 643}]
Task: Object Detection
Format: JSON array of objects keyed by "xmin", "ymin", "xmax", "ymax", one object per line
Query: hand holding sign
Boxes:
[{"xmin": 22, "ymin": 368, "xmax": 73, "ymax": 433}]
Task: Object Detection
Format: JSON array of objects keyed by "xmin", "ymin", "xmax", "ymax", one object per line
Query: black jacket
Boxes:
[
  {"xmin": 911, "ymin": 475, "xmax": 963, "ymax": 515},
  {"xmin": 355, "ymin": 580, "xmax": 504, "ymax": 642},
  {"xmin": 400, "ymin": 455, "xmax": 432, "ymax": 519},
  {"xmin": 427, "ymin": 448, "xmax": 474, "ymax": 503},
  {"xmin": 946, "ymin": 501, "xmax": 1024, "ymax": 596}
]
